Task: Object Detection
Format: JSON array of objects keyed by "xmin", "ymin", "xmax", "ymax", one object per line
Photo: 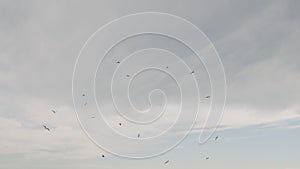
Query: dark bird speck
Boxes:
[
  {"xmin": 43, "ymin": 125, "xmax": 50, "ymax": 131},
  {"xmin": 215, "ymin": 136, "xmax": 219, "ymax": 140}
]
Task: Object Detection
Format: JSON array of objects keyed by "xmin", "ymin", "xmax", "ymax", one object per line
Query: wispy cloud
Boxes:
[{"xmin": 0, "ymin": 0, "xmax": 299, "ymax": 168}]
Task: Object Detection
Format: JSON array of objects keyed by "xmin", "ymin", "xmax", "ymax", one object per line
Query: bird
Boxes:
[
  {"xmin": 51, "ymin": 110, "xmax": 56, "ymax": 114},
  {"xmin": 91, "ymin": 116, "xmax": 95, "ymax": 118},
  {"xmin": 116, "ymin": 61, "xmax": 120, "ymax": 64},
  {"xmin": 206, "ymin": 157, "xmax": 210, "ymax": 160},
  {"xmin": 119, "ymin": 123, "xmax": 122, "ymax": 126},
  {"xmin": 126, "ymin": 74, "xmax": 130, "ymax": 78},
  {"xmin": 84, "ymin": 102, "xmax": 88, "ymax": 106},
  {"xmin": 101, "ymin": 154, "xmax": 105, "ymax": 158},
  {"xmin": 43, "ymin": 125, "xmax": 50, "ymax": 131},
  {"xmin": 166, "ymin": 66, "xmax": 169, "ymax": 69},
  {"xmin": 82, "ymin": 93, "xmax": 85, "ymax": 97},
  {"xmin": 205, "ymin": 95, "xmax": 211, "ymax": 99},
  {"xmin": 190, "ymin": 70, "xmax": 195, "ymax": 74},
  {"xmin": 137, "ymin": 133, "xmax": 140, "ymax": 138},
  {"xmin": 215, "ymin": 136, "xmax": 219, "ymax": 140},
  {"xmin": 164, "ymin": 160, "xmax": 170, "ymax": 164}
]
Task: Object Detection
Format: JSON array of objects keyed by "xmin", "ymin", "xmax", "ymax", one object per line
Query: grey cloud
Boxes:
[{"xmin": 0, "ymin": 0, "xmax": 299, "ymax": 168}]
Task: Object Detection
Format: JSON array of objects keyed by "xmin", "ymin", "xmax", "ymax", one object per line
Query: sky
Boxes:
[{"xmin": 0, "ymin": 0, "xmax": 300, "ymax": 169}]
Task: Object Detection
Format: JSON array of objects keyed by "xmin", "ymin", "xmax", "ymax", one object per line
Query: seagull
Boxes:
[
  {"xmin": 190, "ymin": 70, "xmax": 195, "ymax": 74},
  {"xmin": 126, "ymin": 74, "xmax": 130, "ymax": 78},
  {"xmin": 206, "ymin": 157, "xmax": 210, "ymax": 160},
  {"xmin": 164, "ymin": 160, "xmax": 170, "ymax": 164},
  {"xmin": 215, "ymin": 136, "xmax": 219, "ymax": 140},
  {"xmin": 119, "ymin": 123, "xmax": 122, "ymax": 126},
  {"xmin": 82, "ymin": 93, "xmax": 85, "ymax": 97},
  {"xmin": 116, "ymin": 61, "xmax": 120, "ymax": 64},
  {"xmin": 101, "ymin": 154, "xmax": 105, "ymax": 158},
  {"xmin": 205, "ymin": 95, "xmax": 211, "ymax": 99},
  {"xmin": 51, "ymin": 110, "xmax": 56, "ymax": 114},
  {"xmin": 137, "ymin": 133, "xmax": 140, "ymax": 138},
  {"xmin": 43, "ymin": 125, "xmax": 50, "ymax": 131}
]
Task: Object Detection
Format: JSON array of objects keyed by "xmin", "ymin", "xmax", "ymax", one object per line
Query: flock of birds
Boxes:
[{"xmin": 42, "ymin": 62, "xmax": 219, "ymax": 164}]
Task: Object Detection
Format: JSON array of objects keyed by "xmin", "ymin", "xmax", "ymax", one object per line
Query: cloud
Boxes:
[{"xmin": 0, "ymin": 0, "xmax": 299, "ymax": 168}]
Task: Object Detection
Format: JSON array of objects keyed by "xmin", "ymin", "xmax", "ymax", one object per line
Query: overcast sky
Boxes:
[{"xmin": 0, "ymin": 0, "xmax": 300, "ymax": 169}]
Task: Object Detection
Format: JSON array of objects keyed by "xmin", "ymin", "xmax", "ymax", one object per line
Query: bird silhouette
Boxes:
[
  {"xmin": 126, "ymin": 74, "xmax": 130, "ymax": 77},
  {"xmin": 91, "ymin": 116, "xmax": 95, "ymax": 118},
  {"xmin": 215, "ymin": 136, "xmax": 219, "ymax": 140},
  {"xmin": 119, "ymin": 123, "xmax": 122, "ymax": 126},
  {"xmin": 205, "ymin": 95, "xmax": 211, "ymax": 99},
  {"xmin": 43, "ymin": 125, "xmax": 50, "ymax": 131},
  {"xmin": 190, "ymin": 70, "xmax": 195, "ymax": 74},
  {"xmin": 206, "ymin": 157, "xmax": 210, "ymax": 160},
  {"xmin": 164, "ymin": 160, "xmax": 170, "ymax": 164},
  {"xmin": 51, "ymin": 110, "xmax": 56, "ymax": 114},
  {"xmin": 101, "ymin": 154, "xmax": 105, "ymax": 158},
  {"xmin": 166, "ymin": 66, "xmax": 169, "ymax": 69},
  {"xmin": 116, "ymin": 61, "xmax": 120, "ymax": 64},
  {"xmin": 137, "ymin": 133, "xmax": 140, "ymax": 138},
  {"xmin": 82, "ymin": 93, "xmax": 85, "ymax": 97}
]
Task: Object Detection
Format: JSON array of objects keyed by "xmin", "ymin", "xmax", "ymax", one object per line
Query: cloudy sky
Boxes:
[{"xmin": 0, "ymin": 0, "xmax": 300, "ymax": 169}]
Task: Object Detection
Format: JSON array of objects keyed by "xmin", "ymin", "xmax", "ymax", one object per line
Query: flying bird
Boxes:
[
  {"xmin": 166, "ymin": 66, "xmax": 168, "ymax": 69},
  {"xmin": 215, "ymin": 136, "xmax": 219, "ymax": 140},
  {"xmin": 164, "ymin": 160, "xmax": 169, "ymax": 164},
  {"xmin": 119, "ymin": 123, "xmax": 122, "ymax": 126},
  {"xmin": 205, "ymin": 95, "xmax": 211, "ymax": 99},
  {"xmin": 190, "ymin": 70, "xmax": 195, "ymax": 74},
  {"xmin": 91, "ymin": 116, "xmax": 95, "ymax": 118},
  {"xmin": 126, "ymin": 74, "xmax": 130, "ymax": 77},
  {"xmin": 206, "ymin": 157, "xmax": 210, "ymax": 160},
  {"xmin": 82, "ymin": 93, "xmax": 86, "ymax": 97},
  {"xmin": 43, "ymin": 125, "xmax": 50, "ymax": 131},
  {"xmin": 51, "ymin": 110, "xmax": 56, "ymax": 114},
  {"xmin": 116, "ymin": 61, "xmax": 120, "ymax": 64},
  {"xmin": 137, "ymin": 133, "xmax": 140, "ymax": 138},
  {"xmin": 101, "ymin": 154, "xmax": 105, "ymax": 158}
]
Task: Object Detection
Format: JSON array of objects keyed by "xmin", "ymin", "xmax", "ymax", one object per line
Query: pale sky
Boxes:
[{"xmin": 0, "ymin": 0, "xmax": 300, "ymax": 169}]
